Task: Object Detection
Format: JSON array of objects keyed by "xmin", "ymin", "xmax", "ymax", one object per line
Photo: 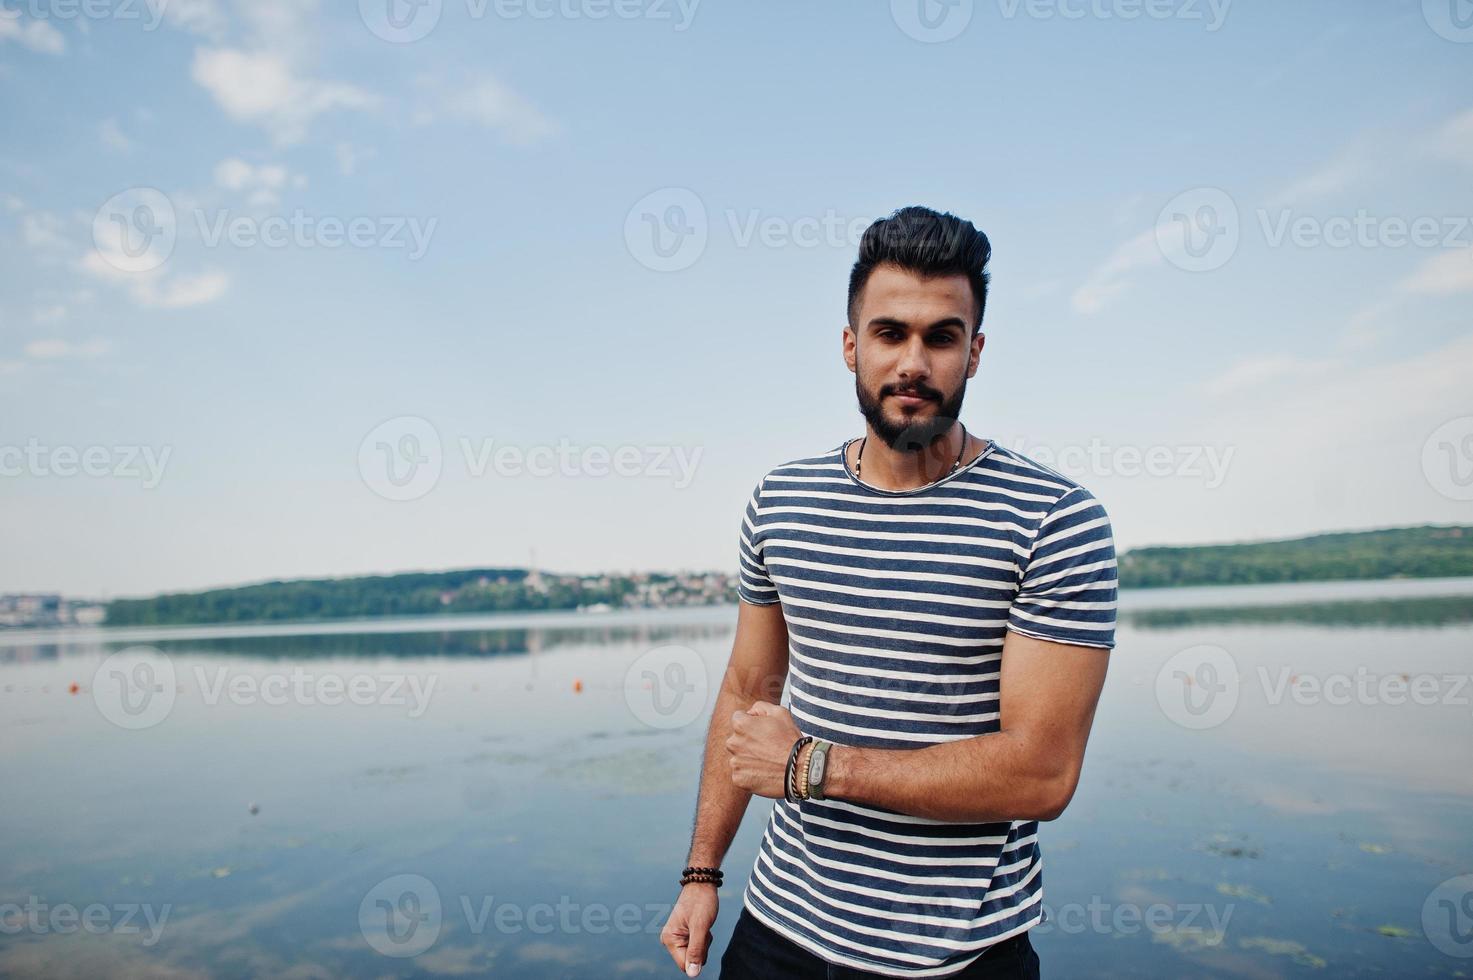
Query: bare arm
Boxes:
[
  {"xmin": 685, "ymin": 598, "xmax": 790, "ymax": 864},
  {"xmin": 820, "ymin": 628, "xmax": 1111, "ymax": 822},
  {"xmin": 660, "ymin": 598, "xmax": 789, "ymax": 976}
]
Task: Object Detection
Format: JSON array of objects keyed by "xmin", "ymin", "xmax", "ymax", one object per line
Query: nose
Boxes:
[{"xmin": 895, "ymin": 334, "xmax": 931, "ymax": 386}]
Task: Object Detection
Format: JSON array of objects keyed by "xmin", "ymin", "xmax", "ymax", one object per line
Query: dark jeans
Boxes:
[{"xmin": 718, "ymin": 906, "xmax": 1041, "ymax": 979}]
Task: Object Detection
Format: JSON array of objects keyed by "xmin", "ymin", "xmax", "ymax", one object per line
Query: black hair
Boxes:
[{"xmin": 846, "ymin": 206, "xmax": 992, "ymax": 334}]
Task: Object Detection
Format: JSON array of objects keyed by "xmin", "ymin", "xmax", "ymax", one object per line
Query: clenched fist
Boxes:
[{"xmin": 725, "ymin": 700, "xmax": 801, "ymax": 798}]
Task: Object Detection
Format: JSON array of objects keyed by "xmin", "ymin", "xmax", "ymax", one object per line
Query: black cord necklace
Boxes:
[{"xmin": 855, "ymin": 423, "xmax": 968, "ymax": 484}]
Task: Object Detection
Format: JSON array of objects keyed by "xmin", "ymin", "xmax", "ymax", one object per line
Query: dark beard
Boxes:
[{"xmin": 854, "ymin": 362, "xmax": 967, "ymax": 453}]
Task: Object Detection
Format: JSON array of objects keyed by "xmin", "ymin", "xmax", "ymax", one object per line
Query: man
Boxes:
[{"xmin": 659, "ymin": 206, "xmax": 1118, "ymax": 978}]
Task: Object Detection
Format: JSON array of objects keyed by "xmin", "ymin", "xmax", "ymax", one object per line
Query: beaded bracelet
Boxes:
[
  {"xmin": 784, "ymin": 735, "xmax": 814, "ymax": 803},
  {"xmin": 680, "ymin": 865, "xmax": 723, "ymax": 887}
]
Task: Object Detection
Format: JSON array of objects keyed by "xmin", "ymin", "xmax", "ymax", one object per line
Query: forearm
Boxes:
[
  {"xmin": 685, "ymin": 682, "xmax": 769, "ymax": 865},
  {"xmin": 822, "ymin": 730, "xmax": 1073, "ymax": 823}
]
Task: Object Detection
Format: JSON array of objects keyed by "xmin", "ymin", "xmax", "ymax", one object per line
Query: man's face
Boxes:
[{"xmin": 844, "ymin": 263, "xmax": 985, "ymax": 451}]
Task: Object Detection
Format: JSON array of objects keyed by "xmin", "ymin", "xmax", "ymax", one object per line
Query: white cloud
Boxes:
[
  {"xmin": 1203, "ymin": 354, "xmax": 1335, "ymax": 397},
  {"xmin": 21, "ymin": 211, "xmax": 69, "ymax": 251},
  {"xmin": 1071, "ymin": 228, "xmax": 1160, "ymax": 315},
  {"xmin": 191, "ymin": 48, "xmax": 376, "ymax": 145},
  {"xmin": 33, "ymin": 304, "xmax": 67, "ymax": 324},
  {"xmin": 0, "ymin": 9, "xmax": 66, "ymax": 54},
  {"xmin": 24, "ymin": 337, "xmax": 114, "ymax": 359},
  {"xmin": 1398, "ymin": 247, "xmax": 1473, "ymax": 296},
  {"xmin": 417, "ymin": 74, "xmax": 560, "ymax": 147},
  {"xmin": 336, "ymin": 141, "xmax": 374, "ymax": 177},
  {"xmin": 81, "ymin": 250, "xmax": 230, "ymax": 309},
  {"xmin": 100, "ymin": 117, "xmax": 132, "ymax": 153},
  {"xmin": 132, "ymin": 270, "xmax": 230, "ymax": 308},
  {"xmin": 213, "ymin": 157, "xmax": 296, "ymax": 204},
  {"xmin": 1427, "ymin": 106, "xmax": 1473, "ymax": 169}
]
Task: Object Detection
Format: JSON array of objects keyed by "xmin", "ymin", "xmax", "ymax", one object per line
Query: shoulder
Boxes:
[
  {"xmin": 750, "ymin": 442, "xmax": 850, "ymax": 496},
  {"xmin": 982, "ymin": 442, "xmax": 1108, "ymax": 515}
]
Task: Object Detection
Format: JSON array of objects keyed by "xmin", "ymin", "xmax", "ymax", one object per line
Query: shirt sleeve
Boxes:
[
  {"xmin": 1006, "ymin": 486, "xmax": 1118, "ymax": 649},
  {"xmin": 737, "ymin": 477, "xmax": 780, "ymax": 606}
]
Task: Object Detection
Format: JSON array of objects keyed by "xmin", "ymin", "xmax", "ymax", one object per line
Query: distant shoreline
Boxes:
[
  {"xmin": 4, "ymin": 524, "xmax": 1469, "ymax": 633},
  {"xmin": 3, "ymin": 575, "xmax": 1472, "ymax": 648}
]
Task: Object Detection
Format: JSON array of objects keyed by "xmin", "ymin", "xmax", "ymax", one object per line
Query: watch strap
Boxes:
[{"xmin": 808, "ymin": 740, "xmax": 832, "ymax": 801}]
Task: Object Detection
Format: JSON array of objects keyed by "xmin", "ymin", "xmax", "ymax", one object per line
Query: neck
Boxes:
[{"xmin": 852, "ymin": 423, "xmax": 975, "ymax": 491}]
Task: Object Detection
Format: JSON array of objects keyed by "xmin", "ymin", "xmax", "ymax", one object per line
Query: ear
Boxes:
[
  {"xmin": 843, "ymin": 325, "xmax": 857, "ymax": 374},
  {"xmin": 967, "ymin": 331, "xmax": 985, "ymax": 378}
]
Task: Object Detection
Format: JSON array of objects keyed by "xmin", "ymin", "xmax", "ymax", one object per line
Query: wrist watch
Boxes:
[{"xmin": 807, "ymin": 740, "xmax": 832, "ymax": 801}]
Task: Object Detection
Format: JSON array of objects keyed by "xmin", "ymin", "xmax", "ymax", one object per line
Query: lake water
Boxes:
[{"xmin": 2, "ymin": 579, "xmax": 1471, "ymax": 978}]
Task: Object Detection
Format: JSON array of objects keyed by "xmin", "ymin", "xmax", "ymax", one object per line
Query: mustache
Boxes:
[{"xmin": 883, "ymin": 383, "xmax": 940, "ymax": 400}]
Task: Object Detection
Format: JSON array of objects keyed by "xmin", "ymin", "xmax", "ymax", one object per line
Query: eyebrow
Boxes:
[{"xmin": 867, "ymin": 316, "xmax": 968, "ymax": 333}]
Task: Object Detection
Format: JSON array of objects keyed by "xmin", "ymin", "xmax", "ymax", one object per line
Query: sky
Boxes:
[{"xmin": 1, "ymin": 0, "xmax": 1471, "ymax": 598}]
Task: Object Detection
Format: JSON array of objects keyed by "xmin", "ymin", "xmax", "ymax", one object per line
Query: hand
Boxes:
[
  {"xmin": 725, "ymin": 700, "xmax": 801, "ymax": 799},
  {"xmin": 660, "ymin": 882, "xmax": 719, "ymax": 977}
]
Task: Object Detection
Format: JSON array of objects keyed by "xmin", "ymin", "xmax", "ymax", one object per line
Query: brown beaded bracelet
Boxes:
[
  {"xmin": 784, "ymin": 735, "xmax": 813, "ymax": 803},
  {"xmin": 680, "ymin": 865, "xmax": 723, "ymax": 887}
]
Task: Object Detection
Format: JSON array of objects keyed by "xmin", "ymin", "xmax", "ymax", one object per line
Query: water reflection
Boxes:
[{"xmin": 1, "ymin": 584, "xmax": 1470, "ymax": 977}]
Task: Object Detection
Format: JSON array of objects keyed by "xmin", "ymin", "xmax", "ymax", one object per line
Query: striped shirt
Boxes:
[{"xmin": 734, "ymin": 436, "xmax": 1118, "ymax": 977}]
